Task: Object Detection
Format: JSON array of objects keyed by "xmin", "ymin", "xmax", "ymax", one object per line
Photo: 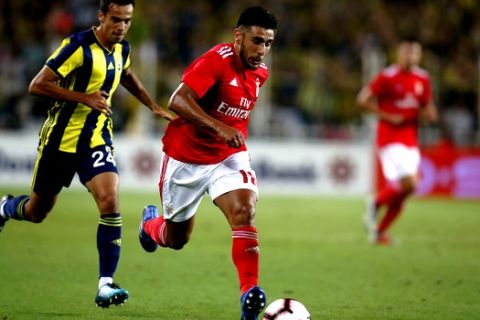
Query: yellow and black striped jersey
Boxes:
[{"xmin": 39, "ymin": 27, "xmax": 130, "ymax": 153}]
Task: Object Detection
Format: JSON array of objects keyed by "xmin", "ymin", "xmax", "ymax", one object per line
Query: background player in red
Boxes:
[
  {"xmin": 138, "ymin": 6, "xmax": 277, "ymax": 320},
  {"xmin": 357, "ymin": 38, "xmax": 438, "ymax": 245}
]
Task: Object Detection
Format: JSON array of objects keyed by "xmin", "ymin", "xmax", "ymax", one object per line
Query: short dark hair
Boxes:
[
  {"xmin": 236, "ymin": 6, "xmax": 278, "ymax": 30},
  {"xmin": 100, "ymin": 0, "xmax": 135, "ymax": 14}
]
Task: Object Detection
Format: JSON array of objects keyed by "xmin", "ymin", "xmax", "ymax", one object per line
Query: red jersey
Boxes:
[
  {"xmin": 369, "ymin": 65, "xmax": 432, "ymax": 147},
  {"xmin": 162, "ymin": 43, "xmax": 268, "ymax": 164}
]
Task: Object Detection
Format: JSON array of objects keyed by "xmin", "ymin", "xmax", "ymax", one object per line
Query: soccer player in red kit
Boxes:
[
  {"xmin": 138, "ymin": 6, "xmax": 277, "ymax": 320},
  {"xmin": 357, "ymin": 39, "xmax": 438, "ymax": 245}
]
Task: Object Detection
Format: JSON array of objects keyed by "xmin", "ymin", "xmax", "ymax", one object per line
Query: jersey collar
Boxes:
[{"xmin": 92, "ymin": 27, "xmax": 115, "ymax": 54}]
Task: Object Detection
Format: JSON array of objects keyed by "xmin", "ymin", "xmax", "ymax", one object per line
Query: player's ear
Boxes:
[
  {"xmin": 98, "ymin": 10, "xmax": 105, "ymax": 24},
  {"xmin": 234, "ymin": 28, "xmax": 244, "ymax": 45}
]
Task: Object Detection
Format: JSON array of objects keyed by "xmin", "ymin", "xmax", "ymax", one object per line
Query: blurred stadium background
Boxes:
[
  {"xmin": 1, "ymin": 2, "xmax": 480, "ymax": 319},
  {"xmin": 1, "ymin": 0, "xmax": 480, "ymax": 197}
]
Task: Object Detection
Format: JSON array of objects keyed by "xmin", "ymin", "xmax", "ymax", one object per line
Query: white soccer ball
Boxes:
[{"xmin": 262, "ymin": 298, "xmax": 311, "ymax": 320}]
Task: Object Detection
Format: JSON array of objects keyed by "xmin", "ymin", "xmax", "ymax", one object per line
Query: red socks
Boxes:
[
  {"xmin": 375, "ymin": 182, "xmax": 401, "ymax": 209},
  {"xmin": 378, "ymin": 193, "xmax": 407, "ymax": 234},
  {"xmin": 143, "ymin": 216, "xmax": 168, "ymax": 247},
  {"xmin": 232, "ymin": 226, "xmax": 259, "ymax": 295},
  {"xmin": 144, "ymin": 221, "xmax": 260, "ymax": 294}
]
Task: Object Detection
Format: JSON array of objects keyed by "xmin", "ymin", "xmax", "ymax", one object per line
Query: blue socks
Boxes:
[
  {"xmin": 1, "ymin": 195, "xmax": 29, "ymax": 220},
  {"xmin": 97, "ymin": 213, "xmax": 122, "ymax": 278},
  {"xmin": 2, "ymin": 200, "xmax": 123, "ymax": 281}
]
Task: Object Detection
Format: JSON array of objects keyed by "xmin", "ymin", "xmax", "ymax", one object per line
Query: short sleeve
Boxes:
[
  {"xmin": 369, "ymin": 73, "xmax": 384, "ymax": 96},
  {"xmin": 46, "ymin": 37, "xmax": 84, "ymax": 79},
  {"xmin": 182, "ymin": 52, "xmax": 220, "ymax": 98}
]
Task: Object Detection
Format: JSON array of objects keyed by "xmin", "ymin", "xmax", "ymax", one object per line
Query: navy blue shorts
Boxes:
[{"xmin": 32, "ymin": 145, "xmax": 118, "ymax": 196}]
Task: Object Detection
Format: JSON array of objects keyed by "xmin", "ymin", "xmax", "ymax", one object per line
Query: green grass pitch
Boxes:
[{"xmin": 0, "ymin": 187, "xmax": 479, "ymax": 319}]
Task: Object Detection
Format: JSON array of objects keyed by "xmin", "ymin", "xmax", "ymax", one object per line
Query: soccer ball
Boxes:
[{"xmin": 262, "ymin": 298, "xmax": 311, "ymax": 320}]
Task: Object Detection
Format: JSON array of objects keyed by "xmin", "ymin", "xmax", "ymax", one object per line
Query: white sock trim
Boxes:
[
  {"xmin": 98, "ymin": 277, "xmax": 113, "ymax": 289},
  {"xmin": 0, "ymin": 200, "xmax": 7, "ymax": 219}
]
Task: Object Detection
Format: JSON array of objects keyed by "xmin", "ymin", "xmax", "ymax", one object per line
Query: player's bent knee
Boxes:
[
  {"xmin": 402, "ymin": 180, "xmax": 416, "ymax": 194},
  {"xmin": 405, "ymin": 185, "xmax": 416, "ymax": 195},
  {"xmin": 167, "ymin": 234, "xmax": 191, "ymax": 250},
  {"xmin": 400, "ymin": 176, "xmax": 417, "ymax": 195},
  {"xmin": 231, "ymin": 203, "xmax": 256, "ymax": 226},
  {"xmin": 169, "ymin": 239, "xmax": 188, "ymax": 250},
  {"xmin": 96, "ymin": 194, "xmax": 119, "ymax": 213},
  {"xmin": 170, "ymin": 242, "xmax": 186, "ymax": 250},
  {"xmin": 29, "ymin": 211, "xmax": 48, "ymax": 223}
]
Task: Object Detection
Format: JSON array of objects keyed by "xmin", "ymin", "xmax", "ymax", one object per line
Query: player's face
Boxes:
[
  {"xmin": 397, "ymin": 42, "xmax": 422, "ymax": 69},
  {"xmin": 98, "ymin": 3, "xmax": 133, "ymax": 46},
  {"xmin": 236, "ymin": 26, "xmax": 275, "ymax": 70}
]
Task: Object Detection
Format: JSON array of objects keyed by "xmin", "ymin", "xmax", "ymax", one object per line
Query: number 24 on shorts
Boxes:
[{"xmin": 92, "ymin": 146, "xmax": 116, "ymax": 167}]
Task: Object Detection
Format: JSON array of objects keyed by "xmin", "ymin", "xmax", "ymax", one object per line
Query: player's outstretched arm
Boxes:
[
  {"xmin": 168, "ymin": 82, "xmax": 245, "ymax": 148},
  {"xmin": 120, "ymin": 68, "xmax": 174, "ymax": 121},
  {"xmin": 29, "ymin": 66, "xmax": 112, "ymax": 116}
]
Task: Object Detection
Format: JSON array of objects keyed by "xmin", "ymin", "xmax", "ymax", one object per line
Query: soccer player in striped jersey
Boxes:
[
  {"xmin": 0, "ymin": 0, "xmax": 172, "ymax": 307},
  {"xmin": 357, "ymin": 39, "xmax": 438, "ymax": 245},
  {"xmin": 138, "ymin": 6, "xmax": 277, "ymax": 320}
]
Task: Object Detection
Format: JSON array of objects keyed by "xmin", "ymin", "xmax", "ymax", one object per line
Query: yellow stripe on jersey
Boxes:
[
  {"xmin": 31, "ymin": 145, "xmax": 43, "ymax": 191},
  {"xmin": 47, "ymin": 39, "xmax": 85, "ymax": 79},
  {"xmin": 91, "ymin": 113, "xmax": 109, "ymax": 148},
  {"xmin": 41, "ymin": 27, "xmax": 131, "ymax": 153},
  {"xmin": 59, "ymin": 105, "xmax": 91, "ymax": 151},
  {"xmin": 38, "ymin": 105, "xmax": 62, "ymax": 153}
]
